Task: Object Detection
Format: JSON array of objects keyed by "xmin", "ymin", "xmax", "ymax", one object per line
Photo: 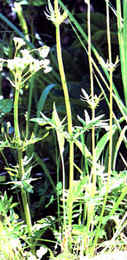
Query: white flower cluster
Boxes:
[{"xmin": 0, "ymin": 37, "xmax": 52, "ymax": 75}]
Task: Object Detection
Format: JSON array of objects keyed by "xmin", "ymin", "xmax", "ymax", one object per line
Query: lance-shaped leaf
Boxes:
[{"xmin": 52, "ymin": 103, "xmax": 65, "ymax": 157}]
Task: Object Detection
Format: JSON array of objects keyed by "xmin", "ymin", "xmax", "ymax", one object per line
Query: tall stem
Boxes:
[
  {"xmin": 86, "ymin": 0, "xmax": 96, "ymax": 241},
  {"xmin": 106, "ymin": 0, "xmax": 113, "ymax": 179},
  {"xmin": 54, "ymin": 0, "xmax": 74, "ymax": 243}
]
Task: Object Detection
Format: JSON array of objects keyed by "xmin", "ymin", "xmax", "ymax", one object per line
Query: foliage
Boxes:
[
  {"xmin": 0, "ymin": 192, "xmax": 51, "ymax": 259},
  {"xmin": 0, "ymin": 0, "xmax": 127, "ymax": 259}
]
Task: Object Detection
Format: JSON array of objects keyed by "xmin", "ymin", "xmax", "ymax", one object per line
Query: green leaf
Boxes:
[
  {"xmin": 95, "ymin": 125, "xmax": 117, "ymax": 162},
  {"xmin": 113, "ymin": 126, "xmax": 127, "ymax": 170},
  {"xmin": 36, "ymin": 84, "xmax": 56, "ymax": 117},
  {"xmin": 0, "ymin": 175, "xmax": 6, "ymax": 182},
  {"xmin": 74, "ymin": 139, "xmax": 91, "ymax": 158},
  {"xmin": 34, "ymin": 84, "xmax": 56, "ymax": 134},
  {"xmin": 52, "ymin": 103, "xmax": 65, "ymax": 157},
  {"xmin": 0, "ymin": 13, "xmax": 34, "ymax": 48}
]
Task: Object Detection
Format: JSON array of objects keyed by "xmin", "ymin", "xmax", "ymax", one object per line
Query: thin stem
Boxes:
[
  {"xmin": 14, "ymin": 87, "xmax": 21, "ymax": 142},
  {"xmin": 87, "ymin": 0, "xmax": 95, "ymax": 157},
  {"xmin": 87, "ymin": 1, "xmax": 96, "ymax": 189},
  {"xmin": 54, "ymin": 3, "xmax": 73, "ymax": 134},
  {"xmin": 85, "ymin": 0, "xmax": 96, "ymax": 244},
  {"xmin": 107, "ymin": 0, "xmax": 113, "ymax": 180},
  {"xmin": 91, "ymin": 1, "xmax": 113, "ymax": 254},
  {"xmin": 26, "ymin": 76, "xmax": 34, "ymax": 139},
  {"xmin": 54, "ymin": 0, "xmax": 74, "ymax": 247}
]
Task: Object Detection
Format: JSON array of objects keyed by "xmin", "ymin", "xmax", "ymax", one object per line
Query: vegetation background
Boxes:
[{"xmin": 0, "ymin": 0, "xmax": 127, "ymax": 259}]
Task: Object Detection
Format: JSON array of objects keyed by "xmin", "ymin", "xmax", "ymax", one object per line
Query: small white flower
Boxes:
[
  {"xmin": 30, "ymin": 59, "xmax": 41, "ymax": 72},
  {"xmin": 39, "ymin": 59, "xmax": 52, "ymax": 73},
  {"xmin": 38, "ymin": 45, "xmax": 50, "ymax": 58},
  {"xmin": 27, "ymin": 253, "xmax": 36, "ymax": 260},
  {"xmin": 36, "ymin": 246, "xmax": 48, "ymax": 259},
  {"xmin": 43, "ymin": 66, "xmax": 52, "ymax": 73},
  {"xmin": 40, "ymin": 58, "xmax": 50, "ymax": 66},
  {"xmin": 21, "ymin": 49, "xmax": 35, "ymax": 63},
  {"xmin": 21, "ymin": 49, "xmax": 30, "ymax": 56},
  {"xmin": 7, "ymin": 57, "xmax": 25, "ymax": 71},
  {"xmin": 13, "ymin": 37, "xmax": 25, "ymax": 49}
]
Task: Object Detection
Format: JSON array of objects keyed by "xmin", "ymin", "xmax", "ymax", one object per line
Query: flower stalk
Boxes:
[{"xmin": 45, "ymin": 0, "xmax": 74, "ymax": 250}]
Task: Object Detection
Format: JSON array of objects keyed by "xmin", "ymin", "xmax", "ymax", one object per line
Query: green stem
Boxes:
[
  {"xmin": 116, "ymin": 0, "xmax": 127, "ymax": 106},
  {"xmin": 14, "ymin": 2, "xmax": 30, "ymax": 42},
  {"xmin": 21, "ymin": 188, "xmax": 32, "ymax": 234},
  {"xmin": 85, "ymin": 1, "xmax": 96, "ymax": 243},
  {"xmin": 18, "ymin": 149, "xmax": 32, "ymax": 234},
  {"xmin": 54, "ymin": 0, "xmax": 74, "ymax": 245},
  {"xmin": 26, "ymin": 76, "xmax": 34, "ymax": 139},
  {"xmin": 107, "ymin": 0, "xmax": 113, "ymax": 181},
  {"xmin": 14, "ymin": 82, "xmax": 32, "ymax": 235},
  {"xmin": 14, "ymin": 87, "xmax": 21, "ymax": 142},
  {"xmin": 91, "ymin": 2, "xmax": 113, "ymax": 255}
]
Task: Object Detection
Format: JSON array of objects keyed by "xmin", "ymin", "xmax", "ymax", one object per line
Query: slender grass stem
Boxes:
[
  {"xmin": 85, "ymin": 1, "xmax": 96, "ymax": 243},
  {"xmin": 116, "ymin": 0, "xmax": 127, "ymax": 106},
  {"xmin": 106, "ymin": 0, "xmax": 113, "ymax": 182},
  {"xmin": 91, "ymin": 1, "xmax": 113, "ymax": 254},
  {"xmin": 54, "ymin": 0, "xmax": 74, "ymax": 248}
]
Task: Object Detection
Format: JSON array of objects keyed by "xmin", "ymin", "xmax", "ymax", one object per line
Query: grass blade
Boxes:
[{"xmin": 0, "ymin": 13, "xmax": 34, "ymax": 48}]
